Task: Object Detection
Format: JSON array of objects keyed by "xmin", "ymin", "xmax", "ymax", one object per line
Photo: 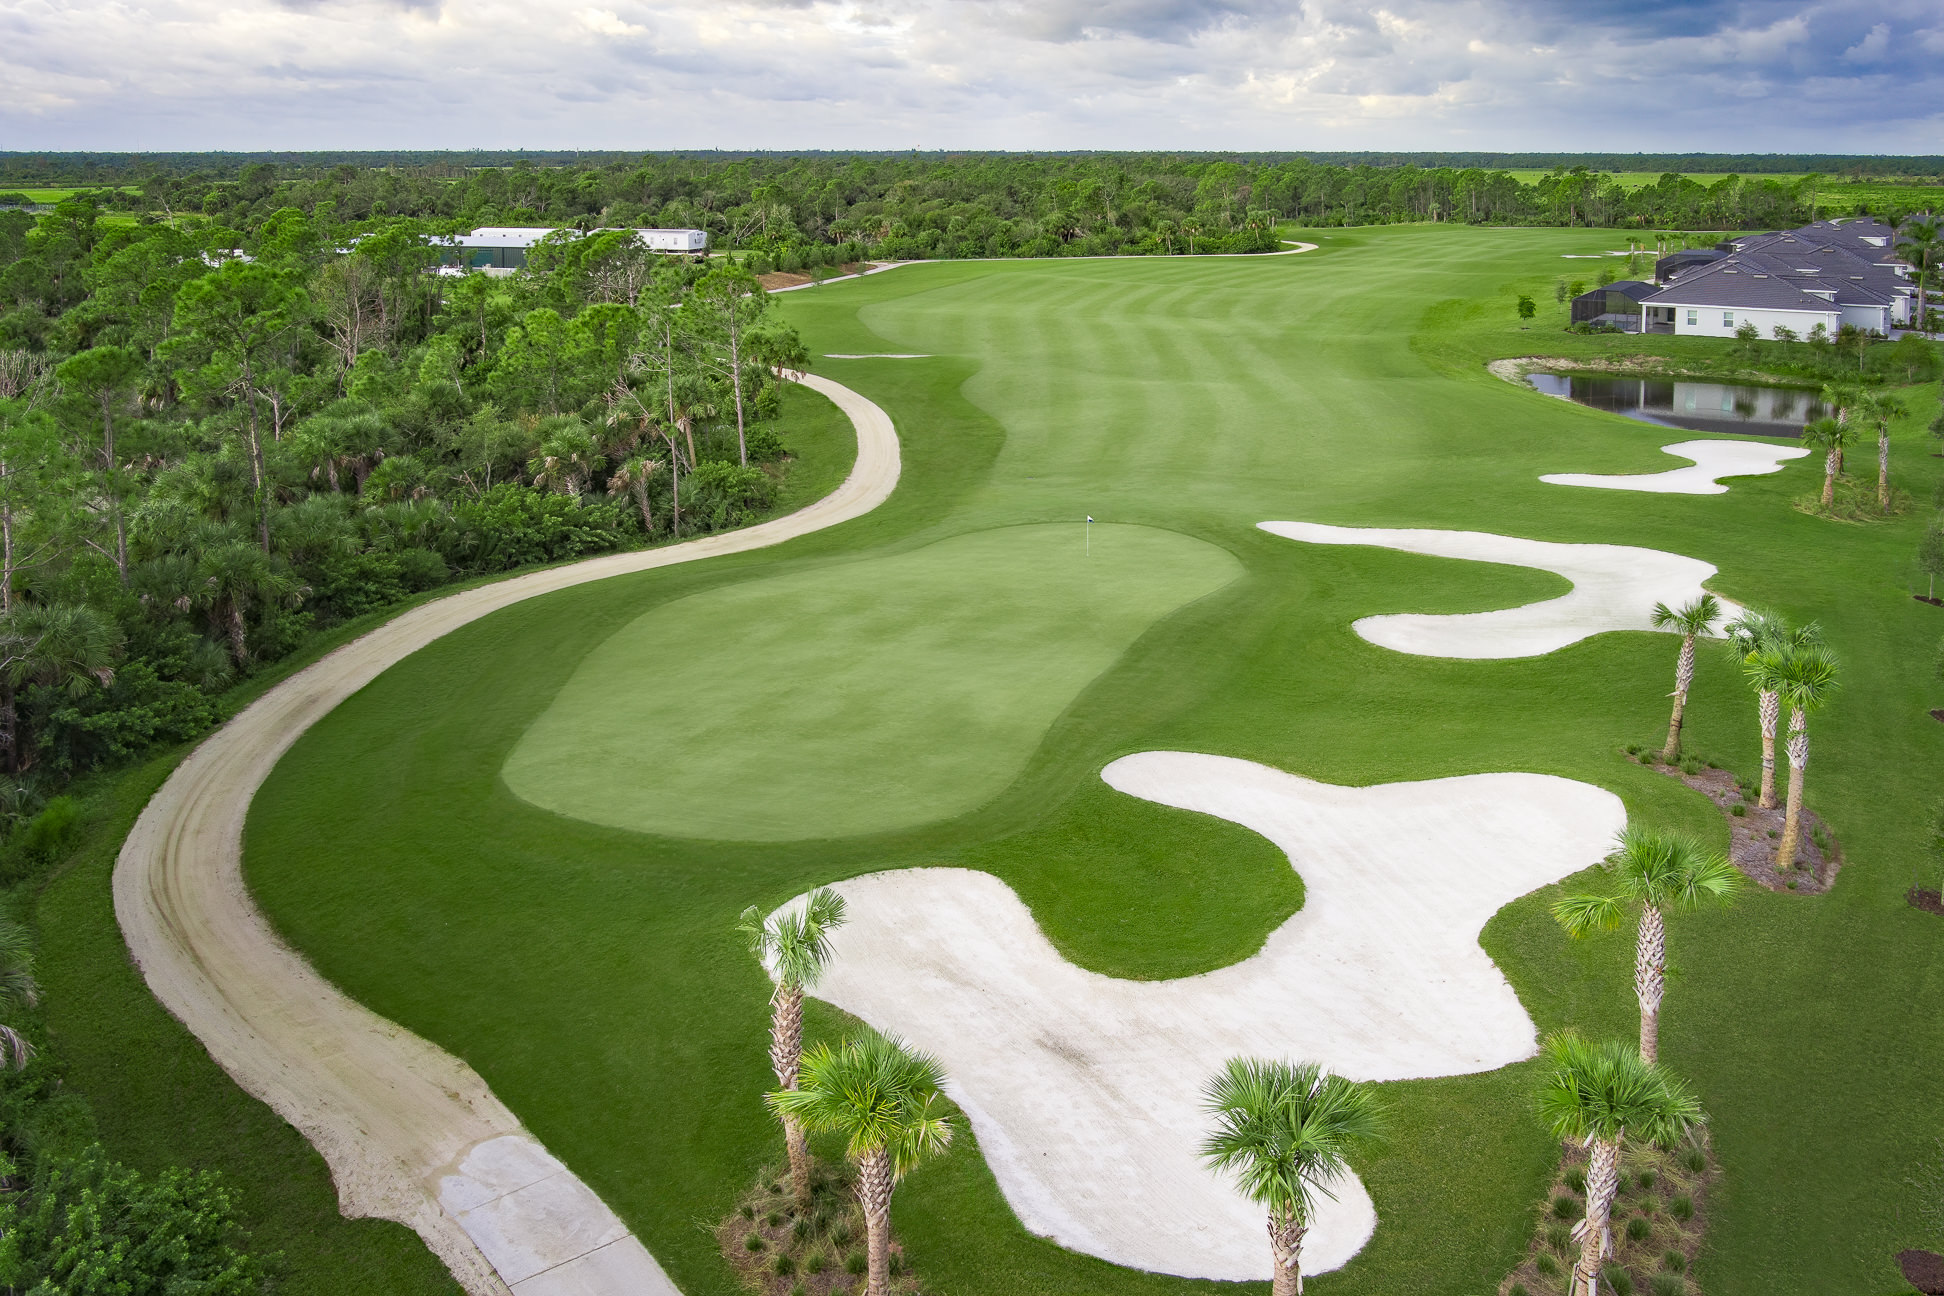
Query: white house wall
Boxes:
[
  {"xmin": 1839, "ymin": 304, "xmax": 1889, "ymax": 332},
  {"xmin": 1667, "ymin": 304, "xmax": 1840, "ymax": 338}
]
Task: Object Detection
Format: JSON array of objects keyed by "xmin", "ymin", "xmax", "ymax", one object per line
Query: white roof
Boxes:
[{"xmin": 453, "ymin": 227, "xmax": 706, "ymax": 248}]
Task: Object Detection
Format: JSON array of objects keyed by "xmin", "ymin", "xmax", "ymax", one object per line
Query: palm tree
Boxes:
[
  {"xmin": 1724, "ymin": 611, "xmax": 1822, "ymax": 808},
  {"xmin": 1852, "ymin": 388, "xmax": 1908, "ymax": 513},
  {"xmin": 1800, "ymin": 416, "xmax": 1855, "ymax": 508},
  {"xmin": 1200, "ymin": 1058, "xmax": 1386, "ymax": 1296},
  {"xmin": 0, "ymin": 918, "xmax": 35, "ymax": 1069},
  {"xmin": 1896, "ymin": 216, "xmax": 1941, "ymax": 335},
  {"xmin": 739, "ymin": 887, "xmax": 847, "ymax": 1206},
  {"xmin": 768, "ymin": 1033, "xmax": 953, "ymax": 1296},
  {"xmin": 1766, "ymin": 644, "xmax": 1839, "ymax": 872},
  {"xmin": 1650, "ymin": 593, "xmax": 1720, "ymax": 762},
  {"xmin": 605, "ymin": 454, "xmax": 663, "ymax": 536},
  {"xmin": 193, "ymin": 542, "xmax": 305, "ymax": 666},
  {"xmin": 1551, "ymin": 827, "xmax": 1741, "ymax": 1063},
  {"xmin": 1538, "ymin": 1032, "xmax": 1704, "ymax": 1296}
]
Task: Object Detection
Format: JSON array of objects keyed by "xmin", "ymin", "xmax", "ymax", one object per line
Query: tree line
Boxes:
[{"xmin": 1, "ymin": 155, "xmax": 1861, "ymax": 268}]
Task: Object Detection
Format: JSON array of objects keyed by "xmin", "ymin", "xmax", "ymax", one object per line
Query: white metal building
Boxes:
[{"xmin": 442, "ymin": 226, "xmax": 708, "ymax": 271}]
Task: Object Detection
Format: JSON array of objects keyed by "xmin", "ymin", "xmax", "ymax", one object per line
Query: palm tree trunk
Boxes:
[
  {"xmin": 857, "ymin": 1147, "xmax": 894, "ymax": 1296},
  {"xmin": 1573, "ymin": 1137, "xmax": 1620, "ymax": 1296},
  {"xmin": 225, "ymin": 599, "xmax": 249, "ymax": 665},
  {"xmin": 1267, "ymin": 1213, "xmax": 1306, "ymax": 1296},
  {"xmin": 100, "ymin": 393, "xmax": 128, "ymax": 585},
  {"xmin": 1661, "ymin": 635, "xmax": 1695, "ymax": 761},
  {"xmin": 770, "ymin": 984, "xmax": 812, "ymax": 1206},
  {"xmin": 1757, "ymin": 688, "xmax": 1780, "ymax": 808},
  {"xmin": 1635, "ymin": 905, "xmax": 1666, "ymax": 1063},
  {"xmin": 1821, "ymin": 449, "xmax": 1838, "ymax": 507},
  {"xmin": 1879, "ymin": 428, "xmax": 1892, "ymax": 513},
  {"xmin": 1776, "ymin": 711, "xmax": 1808, "ymax": 869}
]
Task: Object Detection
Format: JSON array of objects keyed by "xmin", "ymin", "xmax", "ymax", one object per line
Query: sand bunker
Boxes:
[
  {"xmin": 783, "ymin": 752, "xmax": 1624, "ymax": 1280},
  {"xmin": 1259, "ymin": 521, "xmax": 1736, "ymax": 658},
  {"xmin": 1541, "ymin": 439, "xmax": 1809, "ymax": 494}
]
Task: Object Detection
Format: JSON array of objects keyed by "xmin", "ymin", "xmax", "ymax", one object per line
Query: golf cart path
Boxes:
[{"xmin": 113, "ymin": 372, "xmax": 900, "ymax": 1296}]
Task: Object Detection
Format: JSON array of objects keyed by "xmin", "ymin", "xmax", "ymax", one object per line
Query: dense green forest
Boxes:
[
  {"xmin": 0, "ymin": 153, "xmax": 1911, "ymax": 264},
  {"xmin": 0, "ymin": 194, "xmax": 816, "ymax": 814}
]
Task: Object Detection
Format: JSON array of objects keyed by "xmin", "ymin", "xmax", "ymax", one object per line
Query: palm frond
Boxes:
[
  {"xmin": 0, "ymin": 1024, "xmax": 32, "ymax": 1071},
  {"xmin": 1200, "ymin": 1057, "xmax": 1385, "ymax": 1224},
  {"xmin": 767, "ymin": 1031, "xmax": 953, "ymax": 1178},
  {"xmin": 1551, "ymin": 892, "xmax": 1626, "ymax": 937},
  {"xmin": 1536, "ymin": 1031, "xmax": 1705, "ymax": 1148},
  {"xmin": 1607, "ymin": 826, "xmax": 1740, "ymax": 912}
]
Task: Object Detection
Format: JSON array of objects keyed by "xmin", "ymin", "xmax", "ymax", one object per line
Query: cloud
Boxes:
[{"xmin": 0, "ymin": 0, "xmax": 1939, "ymax": 150}]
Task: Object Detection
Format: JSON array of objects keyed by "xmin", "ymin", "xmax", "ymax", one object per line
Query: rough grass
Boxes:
[{"xmin": 235, "ymin": 226, "xmax": 1944, "ymax": 1296}]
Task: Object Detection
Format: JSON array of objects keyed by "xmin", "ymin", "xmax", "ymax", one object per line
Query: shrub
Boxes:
[
  {"xmin": 1636, "ymin": 1169, "xmax": 1656, "ymax": 1190},
  {"xmin": 805, "ymin": 1249, "xmax": 828, "ymax": 1274},
  {"xmin": 1626, "ymin": 1215, "xmax": 1653, "ymax": 1241},
  {"xmin": 681, "ymin": 460, "xmax": 777, "ymax": 533},
  {"xmin": 16, "ymin": 795, "xmax": 80, "ymax": 863},
  {"xmin": 1546, "ymin": 1223, "xmax": 1573, "ymax": 1253},
  {"xmin": 0, "ymin": 1144, "xmax": 267, "ymax": 1294},
  {"xmin": 845, "ymin": 1249, "xmax": 867, "ymax": 1275},
  {"xmin": 764, "ymin": 1210, "xmax": 783, "ymax": 1227},
  {"xmin": 1661, "ymin": 1249, "xmax": 1687, "ymax": 1272},
  {"xmin": 1602, "ymin": 1263, "xmax": 1635, "ymax": 1295},
  {"xmin": 1649, "ymin": 1274, "xmax": 1687, "ymax": 1296},
  {"xmin": 738, "ymin": 1203, "xmax": 754, "ymax": 1220},
  {"xmin": 1731, "ymin": 804, "xmax": 1745, "ymax": 817},
  {"xmin": 1683, "ymin": 1147, "xmax": 1707, "ymax": 1173},
  {"xmin": 394, "ymin": 546, "xmax": 449, "ymax": 592},
  {"xmin": 771, "ymin": 1252, "xmax": 796, "ymax": 1276},
  {"xmin": 449, "ymin": 483, "xmax": 630, "ymax": 573},
  {"xmin": 744, "ymin": 1233, "xmax": 764, "ymax": 1251},
  {"xmin": 889, "ymin": 1250, "xmax": 906, "ymax": 1275},
  {"xmin": 1671, "ymin": 1195, "xmax": 1694, "ymax": 1221},
  {"xmin": 790, "ymin": 1217, "xmax": 810, "ymax": 1243},
  {"xmin": 1535, "ymin": 1253, "xmax": 1559, "ymax": 1275},
  {"xmin": 1563, "ymin": 1166, "xmax": 1587, "ymax": 1194},
  {"xmin": 1553, "ymin": 1194, "xmax": 1584, "ymax": 1220}
]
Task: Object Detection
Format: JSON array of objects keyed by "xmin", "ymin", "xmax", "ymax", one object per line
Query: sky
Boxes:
[{"xmin": 3, "ymin": 0, "xmax": 1943, "ymax": 153}]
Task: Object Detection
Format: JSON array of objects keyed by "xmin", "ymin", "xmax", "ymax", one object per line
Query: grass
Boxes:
[
  {"xmin": 26, "ymin": 379, "xmax": 856, "ymax": 1296},
  {"xmin": 227, "ymin": 225, "xmax": 1944, "ymax": 1296},
  {"xmin": 503, "ymin": 522, "xmax": 1239, "ymax": 840}
]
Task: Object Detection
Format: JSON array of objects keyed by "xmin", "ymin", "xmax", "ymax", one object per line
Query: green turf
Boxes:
[
  {"xmin": 244, "ymin": 227, "xmax": 1944, "ymax": 1296},
  {"xmin": 504, "ymin": 522, "xmax": 1239, "ymax": 840}
]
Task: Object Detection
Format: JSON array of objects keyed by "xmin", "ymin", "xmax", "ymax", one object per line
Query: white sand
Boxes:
[
  {"xmin": 787, "ymin": 752, "xmax": 1624, "ymax": 1281},
  {"xmin": 1541, "ymin": 438, "xmax": 1809, "ymax": 494},
  {"xmin": 1259, "ymin": 521, "xmax": 1737, "ymax": 658},
  {"xmin": 113, "ymin": 372, "xmax": 900, "ymax": 1296}
]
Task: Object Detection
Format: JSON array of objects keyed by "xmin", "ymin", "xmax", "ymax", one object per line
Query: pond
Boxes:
[{"xmin": 1528, "ymin": 372, "xmax": 1831, "ymax": 438}]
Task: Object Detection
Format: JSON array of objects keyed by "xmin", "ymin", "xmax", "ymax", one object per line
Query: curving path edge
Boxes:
[{"xmin": 113, "ymin": 372, "xmax": 900, "ymax": 1296}]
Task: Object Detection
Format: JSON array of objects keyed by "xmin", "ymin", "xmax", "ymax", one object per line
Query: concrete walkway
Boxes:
[{"xmin": 113, "ymin": 373, "xmax": 901, "ymax": 1296}]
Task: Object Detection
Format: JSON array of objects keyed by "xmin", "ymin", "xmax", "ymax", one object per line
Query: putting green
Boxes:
[{"xmin": 503, "ymin": 523, "xmax": 1241, "ymax": 841}]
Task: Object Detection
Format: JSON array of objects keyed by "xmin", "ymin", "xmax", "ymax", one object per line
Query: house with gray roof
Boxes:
[{"xmin": 1639, "ymin": 217, "xmax": 1917, "ymax": 338}]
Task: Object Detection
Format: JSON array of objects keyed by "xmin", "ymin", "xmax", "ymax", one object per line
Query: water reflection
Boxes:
[{"xmin": 1528, "ymin": 373, "xmax": 1830, "ymax": 438}]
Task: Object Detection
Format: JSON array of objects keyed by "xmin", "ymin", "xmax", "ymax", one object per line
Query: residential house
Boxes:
[{"xmin": 1640, "ymin": 217, "xmax": 1917, "ymax": 338}]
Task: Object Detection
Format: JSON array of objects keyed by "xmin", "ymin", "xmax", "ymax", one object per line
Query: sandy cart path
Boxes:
[{"xmin": 113, "ymin": 373, "xmax": 899, "ymax": 1296}]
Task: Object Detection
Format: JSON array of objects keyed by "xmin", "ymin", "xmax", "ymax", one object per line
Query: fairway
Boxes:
[
  {"xmin": 246, "ymin": 225, "xmax": 1944, "ymax": 1296},
  {"xmin": 504, "ymin": 522, "xmax": 1240, "ymax": 841}
]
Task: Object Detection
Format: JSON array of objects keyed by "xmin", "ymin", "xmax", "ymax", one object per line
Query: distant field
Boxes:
[
  {"xmin": 1500, "ymin": 170, "xmax": 1941, "ymax": 215},
  {"xmin": 2, "ymin": 186, "xmax": 139, "ymax": 202}
]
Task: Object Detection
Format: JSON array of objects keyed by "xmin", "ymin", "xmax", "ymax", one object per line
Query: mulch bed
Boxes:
[
  {"xmin": 1907, "ymin": 887, "xmax": 1944, "ymax": 917},
  {"xmin": 1628, "ymin": 753, "xmax": 1840, "ymax": 894},
  {"xmin": 1916, "ymin": 595, "xmax": 1943, "ymax": 607},
  {"xmin": 1900, "ymin": 1249, "xmax": 1944, "ymax": 1295},
  {"xmin": 1932, "ymin": 709, "xmax": 1944, "ymax": 725},
  {"xmin": 1499, "ymin": 1135, "xmax": 1716, "ymax": 1296}
]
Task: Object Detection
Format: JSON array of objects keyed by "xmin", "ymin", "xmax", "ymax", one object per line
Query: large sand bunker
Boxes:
[
  {"xmin": 1259, "ymin": 521, "xmax": 1736, "ymax": 658},
  {"xmin": 1541, "ymin": 438, "xmax": 1809, "ymax": 494},
  {"xmin": 784, "ymin": 752, "xmax": 1625, "ymax": 1280}
]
